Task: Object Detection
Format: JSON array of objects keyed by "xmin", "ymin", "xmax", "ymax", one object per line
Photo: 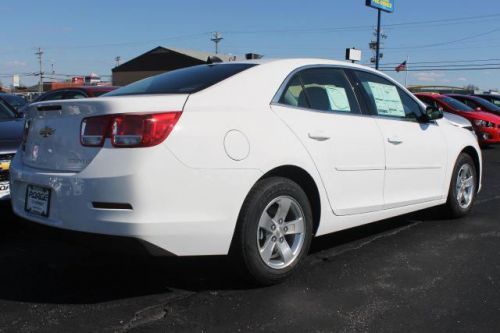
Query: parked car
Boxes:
[
  {"xmin": 10, "ymin": 60, "xmax": 481, "ymax": 284},
  {"xmin": 18, "ymin": 87, "xmax": 119, "ymax": 116},
  {"xmin": 416, "ymin": 93, "xmax": 500, "ymax": 145},
  {"xmin": 33, "ymin": 86, "xmax": 118, "ymax": 103},
  {"xmin": 472, "ymin": 94, "xmax": 500, "ymax": 108},
  {"xmin": 0, "ymin": 93, "xmax": 28, "ymax": 112},
  {"xmin": 447, "ymin": 94, "xmax": 500, "ymax": 117},
  {"xmin": 0, "ymin": 99, "xmax": 24, "ymax": 201}
]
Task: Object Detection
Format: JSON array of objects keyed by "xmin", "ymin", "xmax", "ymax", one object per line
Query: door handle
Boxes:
[
  {"xmin": 308, "ymin": 132, "xmax": 330, "ymax": 141},
  {"xmin": 387, "ymin": 136, "xmax": 403, "ymax": 145}
]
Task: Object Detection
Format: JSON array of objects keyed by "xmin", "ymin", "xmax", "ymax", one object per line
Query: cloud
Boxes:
[
  {"xmin": 4, "ymin": 60, "xmax": 27, "ymax": 68},
  {"xmin": 457, "ymin": 77, "xmax": 468, "ymax": 82},
  {"xmin": 412, "ymin": 71, "xmax": 453, "ymax": 84},
  {"xmin": 413, "ymin": 71, "xmax": 446, "ymax": 82}
]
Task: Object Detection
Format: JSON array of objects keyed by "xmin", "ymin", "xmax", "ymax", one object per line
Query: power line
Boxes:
[
  {"xmin": 380, "ymin": 67, "xmax": 500, "ymax": 72},
  {"xmin": 379, "ymin": 58, "xmax": 500, "ymax": 66},
  {"xmin": 385, "ymin": 27, "xmax": 500, "ymax": 50}
]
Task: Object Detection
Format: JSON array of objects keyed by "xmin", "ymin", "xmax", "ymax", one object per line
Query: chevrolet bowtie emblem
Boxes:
[{"xmin": 39, "ymin": 126, "xmax": 55, "ymax": 138}]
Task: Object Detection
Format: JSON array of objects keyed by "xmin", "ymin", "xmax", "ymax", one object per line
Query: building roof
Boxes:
[{"xmin": 112, "ymin": 46, "xmax": 236, "ymax": 72}]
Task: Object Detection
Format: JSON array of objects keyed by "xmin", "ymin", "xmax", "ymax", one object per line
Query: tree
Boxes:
[{"xmin": 464, "ymin": 84, "xmax": 479, "ymax": 91}]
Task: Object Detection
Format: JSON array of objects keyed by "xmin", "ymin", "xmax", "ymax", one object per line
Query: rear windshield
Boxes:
[
  {"xmin": 440, "ymin": 96, "xmax": 474, "ymax": 111},
  {"xmin": 106, "ymin": 63, "xmax": 257, "ymax": 96}
]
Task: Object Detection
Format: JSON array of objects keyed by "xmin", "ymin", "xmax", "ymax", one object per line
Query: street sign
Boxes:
[
  {"xmin": 12, "ymin": 75, "xmax": 20, "ymax": 88},
  {"xmin": 366, "ymin": 0, "xmax": 394, "ymax": 13},
  {"xmin": 345, "ymin": 48, "xmax": 362, "ymax": 62}
]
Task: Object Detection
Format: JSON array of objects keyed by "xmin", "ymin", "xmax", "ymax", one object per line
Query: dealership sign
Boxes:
[{"xmin": 366, "ymin": 0, "xmax": 394, "ymax": 13}]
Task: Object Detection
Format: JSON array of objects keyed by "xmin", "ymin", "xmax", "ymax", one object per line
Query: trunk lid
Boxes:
[{"xmin": 23, "ymin": 94, "xmax": 188, "ymax": 172}]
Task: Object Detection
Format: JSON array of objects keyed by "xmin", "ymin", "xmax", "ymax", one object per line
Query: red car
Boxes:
[
  {"xmin": 447, "ymin": 94, "xmax": 500, "ymax": 117},
  {"xmin": 415, "ymin": 92, "xmax": 500, "ymax": 145}
]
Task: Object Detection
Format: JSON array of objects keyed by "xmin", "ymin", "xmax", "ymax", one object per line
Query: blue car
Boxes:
[{"xmin": 0, "ymin": 99, "xmax": 24, "ymax": 201}]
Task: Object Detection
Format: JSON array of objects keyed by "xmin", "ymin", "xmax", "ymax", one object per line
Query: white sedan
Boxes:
[{"xmin": 10, "ymin": 59, "xmax": 481, "ymax": 284}]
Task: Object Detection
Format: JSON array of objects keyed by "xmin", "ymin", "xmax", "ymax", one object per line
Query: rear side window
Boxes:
[
  {"xmin": 106, "ymin": 64, "xmax": 257, "ymax": 96},
  {"xmin": 278, "ymin": 68, "xmax": 360, "ymax": 114},
  {"xmin": 354, "ymin": 70, "xmax": 423, "ymax": 121}
]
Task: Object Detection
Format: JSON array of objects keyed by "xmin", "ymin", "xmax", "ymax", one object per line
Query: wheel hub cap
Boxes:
[
  {"xmin": 456, "ymin": 164, "xmax": 474, "ymax": 209},
  {"xmin": 257, "ymin": 196, "xmax": 306, "ymax": 269}
]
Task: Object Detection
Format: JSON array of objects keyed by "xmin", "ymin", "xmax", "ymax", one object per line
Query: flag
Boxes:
[{"xmin": 395, "ymin": 61, "xmax": 407, "ymax": 72}]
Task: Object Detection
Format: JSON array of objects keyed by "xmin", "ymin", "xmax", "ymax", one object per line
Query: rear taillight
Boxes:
[
  {"xmin": 81, "ymin": 116, "xmax": 111, "ymax": 147},
  {"xmin": 81, "ymin": 112, "xmax": 181, "ymax": 148}
]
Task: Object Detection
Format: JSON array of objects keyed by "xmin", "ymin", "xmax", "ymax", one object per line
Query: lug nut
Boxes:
[
  {"xmin": 272, "ymin": 236, "xmax": 277, "ymax": 242},
  {"xmin": 271, "ymin": 225, "xmax": 276, "ymax": 231},
  {"xmin": 284, "ymin": 227, "xmax": 288, "ymax": 232},
  {"xmin": 279, "ymin": 219, "xmax": 283, "ymax": 224},
  {"xmin": 279, "ymin": 237, "xmax": 284, "ymax": 243}
]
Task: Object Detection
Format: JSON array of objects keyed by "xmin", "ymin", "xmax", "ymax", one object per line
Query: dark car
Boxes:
[
  {"xmin": 447, "ymin": 94, "xmax": 500, "ymax": 117},
  {"xmin": 33, "ymin": 86, "xmax": 118, "ymax": 103},
  {"xmin": 0, "ymin": 100, "xmax": 24, "ymax": 201},
  {"xmin": 0, "ymin": 93, "xmax": 28, "ymax": 111},
  {"xmin": 473, "ymin": 94, "xmax": 500, "ymax": 108}
]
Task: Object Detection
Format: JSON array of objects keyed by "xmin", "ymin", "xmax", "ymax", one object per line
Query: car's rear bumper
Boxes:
[{"xmin": 9, "ymin": 146, "xmax": 261, "ymax": 256}]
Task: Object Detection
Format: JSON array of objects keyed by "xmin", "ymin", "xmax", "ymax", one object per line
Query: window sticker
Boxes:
[
  {"xmin": 367, "ymin": 82, "xmax": 405, "ymax": 117},
  {"xmin": 325, "ymin": 86, "xmax": 351, "ymax": 112}
]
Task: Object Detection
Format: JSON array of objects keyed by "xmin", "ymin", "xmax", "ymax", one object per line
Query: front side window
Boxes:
[
  {"xmin": 472, "ymin": 97, "xmax": 500, "ymax": 111},
  {"xmin": 491, "ymin": 98, "xmax": 500, "ymax": 107},
  {"xmin": 64, "ymin": 91, "xmax": 87, "ymax": 99},
  {"xmin": 40, "ymin": 91, "xmax": 66, "ymax": 102},
  {"xmin": 354, "ymin": 71, "xmax": 423, "ymax": 121},
  {"xmin": 278, "ymin": 68, "xmax": 360, "ymax": 114},
  {"xmin": 0, "ymin": 100, "xmax": 16, "ymax": 120}
]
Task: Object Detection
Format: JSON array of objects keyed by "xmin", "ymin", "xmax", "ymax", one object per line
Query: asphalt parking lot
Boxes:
[{"xmin": 0, "ymin": 147, "xmax": 499, "ymax": 332}]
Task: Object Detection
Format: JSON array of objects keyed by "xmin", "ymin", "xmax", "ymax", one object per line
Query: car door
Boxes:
[
  {"xmin": 271, "ymin": 67, "xmax": 386, "ymax": 215},
  {"xmin": 351, "ymin": 70, "xmax": 447, "ymax": 209}
]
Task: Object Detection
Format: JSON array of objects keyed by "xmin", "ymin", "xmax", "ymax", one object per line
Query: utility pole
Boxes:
[
  {"xmin": 211, "ymin": 32, "xmax": 223, "ymax": 54},
  {"xmin": 366, "ymin": 0, "xmax": 394, "ymax": 70},
  {"xmin": 115, "ymin": 56, "xmax": 121, "ymax": 67},
  {"xmin": 369, "ymin": 26, "xmax": 387, "ymax": 69},
  {"xmin": 375, "ymin": 9, "xmax": 381, "ymax": 70},
  {"xmin": 35, "ymin": 47, "xmax": 44, "ymax": 93}
]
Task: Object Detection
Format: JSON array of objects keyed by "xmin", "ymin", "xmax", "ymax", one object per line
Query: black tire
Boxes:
[
  {"xmin": 444, "ymin": 153, "xmax": 478, "ymax": 218},
  {"xmin": 231, "ymin": 177, "xmax": 313, "ymax": 285}
]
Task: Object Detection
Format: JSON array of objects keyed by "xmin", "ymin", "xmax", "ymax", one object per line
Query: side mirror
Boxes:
[{"xmin": 424, "ymin": 105, "xmax": 443, "ymax": 121}]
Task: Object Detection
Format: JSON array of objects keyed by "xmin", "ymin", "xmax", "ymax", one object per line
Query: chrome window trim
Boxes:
[
  {"xmin": 270, "ymin": 64, "xmax": 364, "ymax": 116},
  {"xmin": 271, "ymin": 64, "xmax": 435, "ymax": 125}
]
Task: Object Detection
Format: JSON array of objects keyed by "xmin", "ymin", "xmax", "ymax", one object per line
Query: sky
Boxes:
[{"xmin": 1, "ymin": 0, "xmax": 500, "ymax": 90}]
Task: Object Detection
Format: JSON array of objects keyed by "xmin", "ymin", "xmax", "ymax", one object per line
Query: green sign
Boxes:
[{"xmin": 366, "ymin": 0, "xmax": 394, "ymax": 13}]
